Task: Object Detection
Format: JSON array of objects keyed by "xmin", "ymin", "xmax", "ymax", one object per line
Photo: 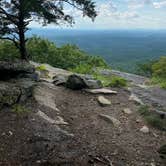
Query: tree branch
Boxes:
[{"xmin": 0, "ymin": 36, "xmax": 19, "ymax": 49}]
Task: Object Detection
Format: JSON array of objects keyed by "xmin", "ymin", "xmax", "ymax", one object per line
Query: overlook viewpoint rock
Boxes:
[{"xmin": 0, "ymin": 61, "xmax": 165, "ymax": 166}]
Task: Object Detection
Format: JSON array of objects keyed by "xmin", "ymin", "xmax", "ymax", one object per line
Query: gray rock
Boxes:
[
  {"xmin": 123, "ymin": 108, "xmax": 132, "ymax": 114},
  {"xmin": 53, "ymin": 75, "xmax": 68, "ymax": 86},
  {"xmin": 0, "ymin": 78, "xmax": 36, "ymax": 107},
  {"xmin": 66, "ymin": 74, "xmax": 87, "ymax": 90},
  {"xmin": 16, "ymin": 79, "xmax": 36, "ymax": 102},
  {"xmin": 140, "ymin": 126, "xmax": 149, "ymax": 133},
  {"xmin": 66, "ymin": 74, "xmax": 103, "ymax": 90},
  {"xmin": 34, "ymin": 83, "xmax": 60, "ymax": 112},
  {"xmin": 98, "ymin": 96, "xmax": 111, "ymax": 106},
  {"xmin": 0, "ymin": 82, "xmax": 21, "ymax": 107},
  {"xmin": 99, "ymin": 114, "xmax": 120, "ymax": 127},
  {"xmin": 36, "ymin": 110, "xmax": 68, "ymax": 125},
  {"xmin": 84, "ymin": 79, "xmax": 103, "ymax": 89},
  {"xmin": 0, "ymin": 60, "xmax": 35, "ymax": 80},
  {"xmin": 85, "ymin": 88, "xmax": 117, "ymax": 94}
]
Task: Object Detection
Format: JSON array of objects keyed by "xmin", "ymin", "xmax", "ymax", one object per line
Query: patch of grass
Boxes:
[
  {"xmin": 36, "ymin": 64, "xmax": 47, "ymax": 71},
  {"xmin": 12, "ymin": 104, "xmax": 30, "ymax": 115},
  {"xmin": 138, "ymin": 105, "xmax": 150, "ymax": 116},
  {"xmin": 145, "ymin": 115, "xmax": 166, "ymax": 130},
  {"xmin": 93, "ymin": 73, "xmax": 127, "ymax": 87},
  {"xmin": 109, "ymin": 76, "xmax": 127, "ymax": 87},
  {"xmin": 138, "ymin": 105, "xmax": 166, "ymax": 130},
  {"xmin": 93, "ymin": 73, "xmax": 112, "ymax": 87}
]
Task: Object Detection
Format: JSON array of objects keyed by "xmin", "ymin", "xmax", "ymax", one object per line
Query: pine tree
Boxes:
[{"xmin": 0, "ymin": 0, "xmax": 97, "ymax": 60}]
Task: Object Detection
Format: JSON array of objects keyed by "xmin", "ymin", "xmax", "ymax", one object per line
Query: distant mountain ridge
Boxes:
[{"xmin": 27, "ymin": 29, "xmax": 166, "ymax": 73}]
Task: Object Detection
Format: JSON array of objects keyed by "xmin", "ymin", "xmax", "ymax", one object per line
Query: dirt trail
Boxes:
[{"xmin": 0, "ymin": 81, "xmax": 165, "ymax": 166}]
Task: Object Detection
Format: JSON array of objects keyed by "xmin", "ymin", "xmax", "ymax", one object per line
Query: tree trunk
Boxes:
[
  {"xmin": 19, "ymin": 28, "xmax": 28, "ymax": 60},
  {"xmin": 18, "ymin": 0, "xmax": 28, "ymax": 61}
]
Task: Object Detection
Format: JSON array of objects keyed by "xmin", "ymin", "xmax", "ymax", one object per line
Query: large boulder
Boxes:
[
  {"xmin": 0, "ymin": 60, "xmax": 35, "ymax": 80},
  {"xmin": 0, "ymin": 61, "xmax": 37, "ymax": 107},
  {"xmin": 66, "ymin": 74, "xmax": 87, "ymax": 90},
  {"xmin": 66, "ymin": 74, "xmax": 103, "ymax": 90}
]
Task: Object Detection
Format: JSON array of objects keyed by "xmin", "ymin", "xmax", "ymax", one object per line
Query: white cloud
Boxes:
[
  {"xmin": 128, "ymin": 0, "xmax": 152, "ymax": 9},
  {"xmin": 98, "ymin": 2, "xmax": 139, "ymax": 20},
  {"xmin": 153, "ymin": 1, "xmax": 166, "ymax": 8}
]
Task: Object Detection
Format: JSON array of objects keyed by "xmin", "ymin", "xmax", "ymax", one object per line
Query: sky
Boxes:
[{"xmin": 30, "ymin": 0, "xmax": 166, "ymax": 29}]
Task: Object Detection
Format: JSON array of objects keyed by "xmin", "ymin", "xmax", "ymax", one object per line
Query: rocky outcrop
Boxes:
[
  {"xmin": 0, "ymin": 60, "xmax": 35, "ymax": 80},
  {"xmin": 0, "ymin": 61, "xmax": 37, "ymax": 108}
]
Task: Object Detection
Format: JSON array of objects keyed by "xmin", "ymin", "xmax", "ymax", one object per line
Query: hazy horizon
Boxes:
[{"xmin": 27, "ymin": 28, "xmax": 166, "ymax": 73}]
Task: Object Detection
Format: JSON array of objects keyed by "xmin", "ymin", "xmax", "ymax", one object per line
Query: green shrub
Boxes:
[
  {"xmin": 137, "ymin": 57, "xmax": 166, "ymax": 89},
  {"xmin": 137, "ymin": 60, "xmax": 156, "ymax": 77},
  {"xmin": 93, "ymin": 73, "xmax": 127, "ymax": 87},
  {"xmin": 109, "ymin": 76, "xmax": 127, "ymax": 87},
  {"xmin": 0, "ymin": 37, "xmax": 108, "ymax": 73},
  {"xmin": 0, "ymin": 40, "xmax": 19, "ymax": 60},
  {"xmin": 26, "ymin": 36, "xmax": 108, "ymax": 71},
  {"xmin": 152, "ymin": 56, "xmax": 166, "ymax": 78},
  {"xmin": 151, "ymin": 77, "xmax": 166, "ymax": 89},
  {"xmin": 93, "ymin": 73, "xmax": 112, "ymax": 87},
  {"xmin": 70, "ymin": 64, "xmax": 94, "ymax": 74}
]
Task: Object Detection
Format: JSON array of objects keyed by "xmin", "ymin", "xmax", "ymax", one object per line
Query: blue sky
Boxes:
[{"xmin": 30, "ymin": 0, "xmax": 166, "ymax": 29}]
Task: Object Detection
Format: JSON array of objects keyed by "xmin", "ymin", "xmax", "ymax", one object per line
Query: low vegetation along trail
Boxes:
[{"xmin": 0, "ymin": 76, "xmax": 166, "ymax": 166}]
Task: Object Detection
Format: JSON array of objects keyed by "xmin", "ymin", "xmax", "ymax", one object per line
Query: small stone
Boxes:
[
  {"xmin": 85, "ymin": 88, "xmax": 117, "ymax": 94},
  {"xmin": 123, "ymin": 108, "xmax": 132, "ymax": 114},
  {"xmin": 8, "ymin": 131, "xmax": 13, "ymax": 136},
  {"xmin": 136, "ymin": 119, "xmax": 141, "ymax": 123},
  {"xmin": 99, "ymin": 114, "xmax": 120, "ymax": 127},
  {"xmin": 140, "ymin": 126, "xmax": 149, "ymax": 133},
  {"xmin": 98, "ymin": 96, "xmax": 111, "ymax": 106},
  {"xmin": 150, "ymin": 162, "xmax": 156, "ymax": 166}
]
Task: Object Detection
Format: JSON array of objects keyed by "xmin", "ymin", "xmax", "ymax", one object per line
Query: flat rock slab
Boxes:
[
  {"xmin": 36, "ymin": 110, "xmax": 68, "ymax": 125},
  {"xmin": 34, "ymin": 84, "xmax": 59, "ymax": 112},
  {"xmin": 98, "ymin": 96, "xmax": 111, "ymax": 106},
  {"xmin": 85, "ymin": 88, "xmax": 117, "ymax": 94},
  {"xmin": 30, "ymin": 61, "xmax": 72, "ymax": 79},
  {"xmin": 99, "ymin": 114, "xmax": 120, "ymax": 127}
]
